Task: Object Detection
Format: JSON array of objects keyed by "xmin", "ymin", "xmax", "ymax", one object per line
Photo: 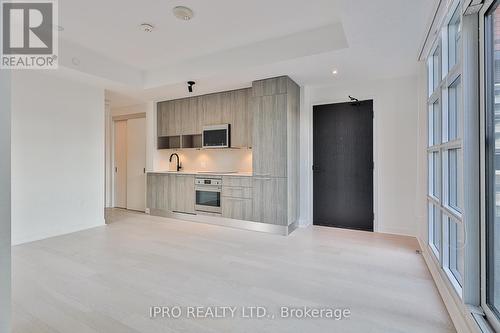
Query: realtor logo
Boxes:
[{"xmin": 1, "ymin": 0, "xmax": 58, "ymax": 69}]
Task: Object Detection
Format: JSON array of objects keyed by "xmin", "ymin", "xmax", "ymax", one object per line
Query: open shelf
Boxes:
[
  {"xmin": 158, "ymin": 136, "xmax": 181, "ymax": 149},
  {"xmin": 182, "ymin": 134, "xmax": 202, "ymax": 149}
]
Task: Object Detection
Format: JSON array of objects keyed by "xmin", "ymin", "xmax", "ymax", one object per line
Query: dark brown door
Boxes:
[{"xmin": 313, "ymin": 100, "xmax": 374, "ymax": 231}]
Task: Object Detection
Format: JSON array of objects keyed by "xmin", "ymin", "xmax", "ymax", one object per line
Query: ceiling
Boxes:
[{"xmin": 55, "ymin": 0, "xmax": 436, "ymax": 107}]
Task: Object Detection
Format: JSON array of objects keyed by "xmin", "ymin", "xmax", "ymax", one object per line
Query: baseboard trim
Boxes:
[
  {"xmin": 149, "ymin": 209, "xmax": 297, "ymax": 236},
  {"xmin": 12, "ymin": 219, "xmax": 106, "ymax": 246},
  {"xmin": 417, "ymin": 238, "xmax": 480, "ymax": 333}
]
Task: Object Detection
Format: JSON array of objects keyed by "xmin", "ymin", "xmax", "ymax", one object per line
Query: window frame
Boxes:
[
  {"xmin": 481, "ymin": 1, "xmax": 500, "ymax": 330},
  {"xmin": 426, "ymin": 0, "xmax": 465, "ymax": 298}
]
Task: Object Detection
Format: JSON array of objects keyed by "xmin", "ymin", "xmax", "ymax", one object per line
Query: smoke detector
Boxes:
[
  {"xmin": 173, "ymin": 6, "xmax": 194, "ymax": 21},
  {"xmin": 139, "ymin": 23, "xmax": 154, "ymax": 32}
]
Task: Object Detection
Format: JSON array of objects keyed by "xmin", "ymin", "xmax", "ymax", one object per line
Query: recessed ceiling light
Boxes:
[
  {"xmin": 332, "ymin": 69, "xmax": 338, "ymax": 75},
  {"xmin": 139, "ymin": 23, "xmax": 154, "ymax": 32},
  {"xmin": 173, "ymin": 6, "xmax": 194, "ymax": 21}
]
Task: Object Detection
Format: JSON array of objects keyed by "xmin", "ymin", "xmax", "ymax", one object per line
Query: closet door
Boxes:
[
  {"xmin": 114, "ymin": 120, "xmax": 127, "ymax": 208},
  {"xmin": 126, "ymin": 117, "xmax": 146, "ymax": 211}
]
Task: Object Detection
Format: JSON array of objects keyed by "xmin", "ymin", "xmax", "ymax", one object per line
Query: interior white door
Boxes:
[
  {"xmin": 114, "ymin": 120, "xmax": 127, "ymax": 208},
  {"xmin": 126, "ymin": 117, "xmax": 146, "ymax": 211}
]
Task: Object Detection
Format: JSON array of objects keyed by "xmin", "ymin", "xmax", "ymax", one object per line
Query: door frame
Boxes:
[
  {"xmin": 111, "ymin": 112, "xmax": 146, "ymax": 209},
  {"xmin": 312, "ymin": 100, "xmax": 375, "ymax": 231},
  {"xmin": 304, "ymin": 95, "xmax": 379, "ymax": 232}
]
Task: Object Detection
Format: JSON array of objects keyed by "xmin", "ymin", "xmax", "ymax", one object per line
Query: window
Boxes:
[
  {"xmin": 485, "ymin": 1, "xmax": 500, "ymax": 323},
  {"xmin": 447, "ymin": 78, "xmax": 462, "ymax": 141},
  {"xmin": 447, "ymin": 217, "xmax": 464, "ymax": 287},
  {"xmin": 445, "ymin": 148, "xmax": 463, "ymax": 213},
  {"xmin": 448, "ymin": 6, "xmax": 461, "ymax": 70},
  {"xmin": 427, "ymin": 0, "xmax": 464, "ymax": 296},
  {"xmin": 429, "ymin": 203, "xmax": 441, "ymax": 257}
]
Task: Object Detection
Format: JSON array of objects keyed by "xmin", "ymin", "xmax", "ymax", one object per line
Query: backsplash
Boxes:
[{"xmin": 156, "ymin": 148, "xmax": 252, "ymax": 173}]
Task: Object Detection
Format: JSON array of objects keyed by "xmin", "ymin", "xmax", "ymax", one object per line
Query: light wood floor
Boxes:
[{"xmin": 12, "ymin": 209, "xmax": 455, "ymax": 333}]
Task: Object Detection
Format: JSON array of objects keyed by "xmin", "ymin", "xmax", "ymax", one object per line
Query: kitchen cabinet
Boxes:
[
  {"xmin": 251, "ymin": 76, "xmax": 300, "ymax": 226},
  {"xmin": 222, "ymin": 176, "xmax": 252, "ymax": 187},
  {"xmin": 252, "ymin": 94, "xmax": 287, "ymax": 177},
  {"xmin": 181, "ymin": 97, "xmax": 202, "ymax": 135},
  {"xmin": 146, "ymin": 173, "xmax": 169, "ymax": 211},
  {"xmin": 222, "ymin": 197, "xmax": 253, "ymax": 221},
  {"xmin": 202, "ymin": 93, "xmax": 222, "ymax": 126},
  {"xmin": 157, "ymin": 100, "xmax": 180, "ymax": 137},
  {"xmin": 252, "ymin": 177, "xmax": 287, "ymax": 225},
  {"xmin": 230, "ymin": 88, "xmax": 252, "ymax": 148},
  {"xmin": 157, "ymin": 88, "xmax": 252, "ymax": 148},
  {"xmin": 222, "ymin": 186, "xmax": 252, "ymax": 198},
  {"xmin": 169, "ymin": 174, "xmax": 195, "ymax": 214},
  {"xmin": 252, "ymin": 76, "xmax": 288, "ymax": 97}
]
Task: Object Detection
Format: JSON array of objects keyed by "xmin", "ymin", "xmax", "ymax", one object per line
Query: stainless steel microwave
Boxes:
[{"xmin": 202, "ymin": 124, "xmax": 230, "ymax": 148}]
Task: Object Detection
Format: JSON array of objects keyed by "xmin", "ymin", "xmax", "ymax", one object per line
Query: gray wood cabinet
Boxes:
[
  {"xmin": 202, "ymin": 93, "xmax": 223, "ymax": 126},
  {"xmin": 222, "ymin": 197, "xmax": 253, "ymax": 221},
  {"xmin": 230, "ymin": 88, "xmax": 252, "ymax": 148},
  {"xmin": 169, "ymin": 174, "xmax": 195, "ymax": 214},
  {"xmin": 146, "ymin": 173, "xmax": 169, "ymax": 211},
  {"xmin": 252, "ymin": 94, "xmax": 287, "ymax": 177},
  {"xmin": 251, "ymin": 76, "xmax": 300, "ymax": 226},
  {"xmin": 252, "ymin": 76, "xmax": 288, "ymax": 97},
  {"xmin": 252, "ymin": 177, "xmax": 287, "ymax": 225},
  {"xmin": 152, "ymin": 76, "xmax": 299, "ymax": 229},
  {"xmin": 157, "ymin": 88, "xmax": 252, "ymax": 148},
  {"xmin": 157, "ymin": 100, "xmax": 180, "ymax": 137},
  {"xmin": 222, "ymin": 176, "xmax": 252, "ymax": 187}
]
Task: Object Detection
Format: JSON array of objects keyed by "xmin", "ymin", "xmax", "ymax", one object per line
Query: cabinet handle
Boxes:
[{"xmin": 254, "ymin": 177, "xmax": 272, "ymax": 180}]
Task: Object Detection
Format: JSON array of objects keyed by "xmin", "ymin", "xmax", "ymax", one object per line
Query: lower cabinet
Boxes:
[
  {"xmin": 252, "ymin": 177, "xmax": 287, "ymax": 225},
  {"xmin": 169, "ymin": 174, "xmax": 195, "ymax": 214},
  {"xmin": 222, "ymin": 197, "xmax": 253, "ymax": 220},
  {"xmin": 146, "ymin": 174, "xmax": 169, "ymax": 211}
]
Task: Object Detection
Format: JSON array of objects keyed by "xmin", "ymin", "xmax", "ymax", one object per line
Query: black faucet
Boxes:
[{"xmin": 169, "ymin": 153, "xmax": 182, "ymax": 172}]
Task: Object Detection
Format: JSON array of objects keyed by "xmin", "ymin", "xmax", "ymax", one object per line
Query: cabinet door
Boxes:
[
  {"xmin": 147, "ymin": 174, "xmax": 169, "ymax": 210},
  {"xmin": 180, "ymin": 98, "xmax": 200, "ymax": 135},
  {"xmin": 222, "ymin": 197, "xmax": 252, "ymax": 220},
  {"xmin": 168, "ymin": 174, "xmax": 178, "ymax": 212},
  {"xmin": 171, "ymin": 175, "xmax": 195, "ymax": 214},
  {"xmin": 202, "ymin": 93, "xmax": 222, "ymax": 126},
  {"xmin": 157, "ymin": 102, "xmax": 170, "ymax": 137},
  {"xmin": 252, "ymin": 94, "xmax": 287, "ymax": 177},
  {"xmin": 231, "ymin": 89, "xmax": 251, "ymax": 148},
  {"xmin": 167, "ymin": 100, "xmax": 182, "ymax": 136},
  {"xmin": 147, "ymin": 174, "xmax": 158, "ymax": 209},
  {"xmin": 252, "ymin": 177, "xmax": 287, "ymax": 225},
  {"xmin": 190, "ymin": 96, "xmax": 203, "ymax": 134},
  {"xmin": 252, "ymin": 76, "xmax": 288, "ymax": 97}
]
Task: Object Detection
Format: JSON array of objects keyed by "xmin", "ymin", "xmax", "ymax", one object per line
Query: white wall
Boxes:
[
  {"xmin": 300, "ymin": 75, "xmax": 420, "ymax": 236},
  {"xmin": 11, "ymin": 71, "xmax": 105, "ymax": 245},
  {"xmin": 0, "ymin": 69, "xmax": 11, "ymax": 333}
]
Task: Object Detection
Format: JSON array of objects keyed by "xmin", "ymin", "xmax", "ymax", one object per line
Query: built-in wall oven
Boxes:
[
  {"xmin": 202, "ymin": 124, "xmax": 230, "ymax": 148},
  {"xmin": 195, "ymin": 177, "xmax": 222, "ymax": 214}
]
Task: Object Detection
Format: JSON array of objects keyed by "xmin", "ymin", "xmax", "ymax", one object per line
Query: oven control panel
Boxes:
[{"xmin": 195, "ymin": 177, "xmax": 222, "ymax": 186}]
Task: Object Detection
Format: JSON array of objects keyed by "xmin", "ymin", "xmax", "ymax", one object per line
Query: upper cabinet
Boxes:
[
  {"xmin": 157, "ymin": 88, "xmax": 253, "ymax": 148},
  {"xmin": 252, "ymin": 76, "xmax": 288, "ymax": 97}
]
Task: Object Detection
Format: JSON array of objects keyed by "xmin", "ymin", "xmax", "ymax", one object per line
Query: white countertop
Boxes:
[{"xmin": 147, "ymin": 170, "xmax": 253, "ymax": 177}]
